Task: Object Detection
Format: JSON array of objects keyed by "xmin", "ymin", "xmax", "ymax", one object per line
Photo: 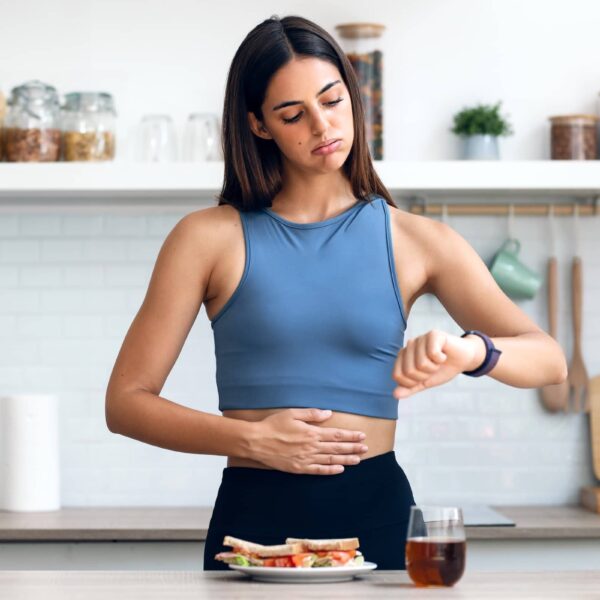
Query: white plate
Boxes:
[{"xmin": 228, "ymin": 561, "xmax": 378, "ymax": 583}]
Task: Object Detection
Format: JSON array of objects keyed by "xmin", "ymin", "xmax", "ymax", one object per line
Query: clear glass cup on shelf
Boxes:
[
  {"xmin": 405, "ymin": 505, "xmax": 466, "ymax": 587},
  {"xmin": 182, "ymin": 113, "xmax": 222, "ymax": 161},
  {"xmin": 134, "ymin": 114, "xmax": 177, "ymax": 162}
]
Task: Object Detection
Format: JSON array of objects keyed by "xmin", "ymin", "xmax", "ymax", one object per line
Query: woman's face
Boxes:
[{"xmin": 248, "ymin": 57, "xmax": 354, "ymax": 173}]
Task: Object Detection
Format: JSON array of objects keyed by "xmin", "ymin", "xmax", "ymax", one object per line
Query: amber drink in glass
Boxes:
[{"xmin": 405, "ymin": 505, "xmax": 466, "ymax": 587}]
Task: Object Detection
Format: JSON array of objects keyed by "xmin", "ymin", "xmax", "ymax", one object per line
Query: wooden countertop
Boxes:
[
  {"xmin": 1, "ymin": 505, "xmax": 599, "ymax": 542},
  {"xmin": 1, "ymin": 570, "xmax": 599, "ymax": 599}
]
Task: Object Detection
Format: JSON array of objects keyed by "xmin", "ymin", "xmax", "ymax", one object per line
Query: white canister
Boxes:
[{"xmin": 0, "ymin": 394, "xmax": 61, "ymax": 511}]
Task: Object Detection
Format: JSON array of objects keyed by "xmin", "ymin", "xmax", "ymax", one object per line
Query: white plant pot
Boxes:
[{"xmin": 462, "ymin": 134, "xmax": 500, "ymax": 160}]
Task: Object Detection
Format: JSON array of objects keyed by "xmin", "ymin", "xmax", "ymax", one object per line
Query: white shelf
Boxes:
[{"xmin": 0, "ymin": 161, "xmax": 598, "ymax": 205}]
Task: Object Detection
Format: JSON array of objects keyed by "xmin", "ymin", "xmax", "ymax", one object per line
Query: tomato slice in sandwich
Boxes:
[
  {"xmin": 330, "ymin": 550, "xmax": 356, "ymax": 564},
  {"xmin": 263, "ymin": 556, "xmax": 295, "ymax": 567},
  {"xmin": 290, "ymin": 553, "xmax": 316, "ymax": 567}
]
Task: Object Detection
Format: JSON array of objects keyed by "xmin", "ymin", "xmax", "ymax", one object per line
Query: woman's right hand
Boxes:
[{"xmin": 248, "ymin": 408, "xmax": 369, "ymax": 475}]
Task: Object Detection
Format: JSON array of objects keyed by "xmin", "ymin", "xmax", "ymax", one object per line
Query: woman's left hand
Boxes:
[{"xmin": 391, "ymin": 329, "xmax": 484, "ymax": 399}]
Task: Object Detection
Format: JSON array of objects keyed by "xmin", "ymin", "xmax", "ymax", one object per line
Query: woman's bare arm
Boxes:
[
  {"xmin": 105, "ymin": 207, "xmax": 367, "ymax": 472},
  {"xmin": 104, "ymin": 208, "xmax": 255, "ymax": 456},
  {"xmin": 426, "ymin": 219, "xmax": 567, "ymax": 387}
]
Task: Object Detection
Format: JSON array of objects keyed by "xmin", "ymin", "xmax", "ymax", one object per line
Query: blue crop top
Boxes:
[{"xmin": 210, "ymin": 195, "xmax": 408, "ymax": 420}]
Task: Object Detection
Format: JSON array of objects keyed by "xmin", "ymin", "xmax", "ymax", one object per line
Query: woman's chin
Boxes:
[{"xmin": 308, "ymin": 152, "xmax": 348, "ymax": 171}]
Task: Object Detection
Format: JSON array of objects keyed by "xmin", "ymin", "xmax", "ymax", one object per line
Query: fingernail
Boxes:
[
  {"xmin": 359, "ymin": 433, "xmax": 366, "ymax": 439},
  {"xmin": 361, "ymin": 445, "xmax": 368, "ymax": 452}
]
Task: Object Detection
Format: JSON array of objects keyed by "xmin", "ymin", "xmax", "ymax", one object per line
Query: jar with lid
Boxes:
[
  {"xmin": 0, "ymin": 85, "xmax": 6, "ymax": 160},
  {"xmin": 61, "ymin": 92, "xmax": 116, "ymax": 161},
  {"xmin": 335, "ymin": 22, "xmax": 385, "ymax": 160},
  {"xmin": 4, "ymin": 80, "xmax": 61, "ymax": 162},
  {"xmin": 549, "ymin": 114, "xmax": 598, "ymax": 160},
  {"xmin": 597, "ymin": 92, "xmax": 600, "ymax": 158}
]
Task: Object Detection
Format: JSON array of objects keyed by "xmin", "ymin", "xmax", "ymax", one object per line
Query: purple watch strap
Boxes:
[{"xmin": 460, "ymin": 330, "xmax": 502, "ymax": 377}]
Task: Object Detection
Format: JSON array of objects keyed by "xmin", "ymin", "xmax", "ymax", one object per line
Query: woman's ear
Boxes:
[{"xmin": 247, "ymin": 112, "xmax": 272, "ymax": 140}]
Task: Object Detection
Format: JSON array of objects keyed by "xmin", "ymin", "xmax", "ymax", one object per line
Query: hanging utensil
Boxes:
[
  {"xmin": 539, "ymin": 205, "xmax": 570, "ymax": 412},
  {"xmin": 580, "ymin": 375, "xmax": 600, "ymax": 513},
  {"xmin": 566, "ymin": 204, "xmax": 590, "ymax": 413},
  {"xmin": 590, "ymin": 376, "xmax": 600, "ymax": 480}
]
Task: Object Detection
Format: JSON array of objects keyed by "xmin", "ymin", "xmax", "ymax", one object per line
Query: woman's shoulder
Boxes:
[
  {"xmin": 386, "ymin": 201, "xmax": 448, "ymax": 249},
  {"xmin": 177, "ymin": 204, "xmax": 243, "ymax": 240},
  {"xmin": 163, "ymin": 204, "xmax": 243, "ymax": 266}
]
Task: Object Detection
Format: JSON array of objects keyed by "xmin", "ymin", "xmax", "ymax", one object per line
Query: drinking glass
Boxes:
[
  {"xmin": 135, "ymin": 114, "xmax": 177, "ymax": 162},
  {"xmin": 405, "ymin": 505, "xmax": 466, "ymax": 587},
  {"xmin": 182, "ymin": 113, "xmax": 221, "ymax": 161}
]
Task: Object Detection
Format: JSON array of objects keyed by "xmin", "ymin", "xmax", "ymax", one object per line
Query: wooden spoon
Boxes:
[
  {"xmin": 566, "ymin": 256, "xmax": 590, "ymax": 413},
  {"xmin": 590, "ymin": 376, "xmax": 600, "ymax": 481},
  {"xmin": 539, "ymin": 256, "xmax": 570, "ymax": 412}
]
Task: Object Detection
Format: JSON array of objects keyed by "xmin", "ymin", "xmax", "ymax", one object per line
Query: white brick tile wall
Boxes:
[
  {"xmin": 0, "ymin": 208, "xmax": 597, "ymax": 508},
  {"xmin": 19, "ymin": 215, "xmax": 62, "ymax": 236},
  {"xmin": 0, "ymin": 216, "xmax": 18, "ymax": 237},
  {"xmin": 62, "ymin": 215, "xmax": 104, "ymax": 237},
  {"xmin": 1, "ymin": 240, "xmax": 41, "ymax": 262},
  {"xmin": 0, "ymin": 266, "xmax": 19, "ymax": 286},
  {"xmin": 63, "ymin": 265, "xmax": 104, "ymax": 287},
  {"xmin": 20, "ymin": 265, "xmax": 62, "ymax": 287},
  {"xmin": 41, "ymin": 240, "xmax": 85, "ymax": 262},
  {"xmin": 104, "ymin": 264, "xmax": 151, "ymax": 287}
]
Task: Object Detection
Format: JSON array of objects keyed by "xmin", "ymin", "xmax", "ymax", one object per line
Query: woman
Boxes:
[{"xmin": 105, "ymin": 15, "xmax": 567, "ymax": 570}]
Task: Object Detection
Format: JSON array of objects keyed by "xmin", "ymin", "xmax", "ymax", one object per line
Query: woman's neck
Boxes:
[{"xmin": 272, "ymin": 169, "xmax": 356, "ymax": 220}]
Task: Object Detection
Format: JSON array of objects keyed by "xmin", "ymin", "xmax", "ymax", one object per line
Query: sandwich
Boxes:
[
  {"xmin": 286, "ymin": 537, "xmax": 363, "ymax": 567},
  {"xmin": 214, "ymin": 535, "xmax": 364, "ymax": 568}
]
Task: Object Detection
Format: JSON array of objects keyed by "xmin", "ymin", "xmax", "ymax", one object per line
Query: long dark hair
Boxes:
[{"xmin": 216, "ymin": 14, "xmax": 395, "ymax": 211}]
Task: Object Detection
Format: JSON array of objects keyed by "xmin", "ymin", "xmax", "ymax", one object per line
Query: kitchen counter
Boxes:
[
  {"xmin": 1, "ymin": 504, "xmax": 599, "ymax": 541},
  {"xmin": 1, "ymin": 569, "xmax": 599, "ymax": 599},
  {"xmin": 2, "ymin": 505, "xmax": 599, "ymax": 572}
]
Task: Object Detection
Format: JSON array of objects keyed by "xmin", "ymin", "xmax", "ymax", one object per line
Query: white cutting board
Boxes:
[{"xmin": 461, "ymin": 504, "xmax": 515, "ymax": 526}]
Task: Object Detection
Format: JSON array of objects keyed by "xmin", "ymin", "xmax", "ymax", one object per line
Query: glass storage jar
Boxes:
[
  {"xmin": 4, "ymin": 80, "xmax": 61, "ymax": 162},
  {"xmin": 597, "ymin": 92, "xmax": 600, "ymax": 159},
  {"xmin": 61, "ymin": 92, "xmax": 116, "ymax": 161},
  {"xmin": 0, "ymin": 85, "xmax": 6, "ymax": 160},
  {"xmin": 335, "ymin": 22, "xmax": 385, "ymax": 160},
  {"xmin": 549, "ymin": 114, "xmax": 598, "ymax": 160}
]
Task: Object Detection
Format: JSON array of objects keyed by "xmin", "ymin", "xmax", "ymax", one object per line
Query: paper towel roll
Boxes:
[{"xmin": 0, "ymin": 394, "xmax": 61, "ymax": 511}]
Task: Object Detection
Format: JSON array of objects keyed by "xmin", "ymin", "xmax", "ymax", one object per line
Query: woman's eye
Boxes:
[
  {"xmin": 283, "ymin": 113, "xmax": 302, "ymax": 124},
  {"xmin": 282, "ymin": 98, "xmax": 344, "ymax": 124}
]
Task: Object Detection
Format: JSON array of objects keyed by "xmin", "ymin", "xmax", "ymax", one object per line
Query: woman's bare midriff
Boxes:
[{"xmin": 223, "ymin": 408, "xmax": 397, "ymax": 469}]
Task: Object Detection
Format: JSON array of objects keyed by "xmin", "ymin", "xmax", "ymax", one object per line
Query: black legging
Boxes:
[{"xmin": 204, "ymin": 450, "xmax": 418, "ymax": 570}]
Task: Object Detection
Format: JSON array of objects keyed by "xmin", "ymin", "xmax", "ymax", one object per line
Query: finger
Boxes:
[
  {"xmin": 402, "ymin": 339, "xmax": 428, "ymax": 385},
  {"xmin": 303, "ymin": 463, "xmax": 346, "ymax": 475},
  {"xmin": 316, "ymin": 427, "xmax": 367, "ymax": 442},
  {"xmin": 311, "ymin": 453, "xmax": 363, "ymax": 466},
  {"xmin": 317, "ymin": 441, "xmax": 369, "ymax": 455},
  {"xmin": 415, "ymin": 339, "xmax": 440, "ymax": 374},
  {"xmin": 394, "ymin": 382, "xmax": 425, "ymax": 399},
  {"xmin": 290, "ymin": 408, "xmax": 332, "ymax": 422},
  {"xmin": 427, "ymin": 332, "xmax": 447, "ymax": 363},
  {"xmin": 393, "ymin": 343, "xmax": 419, "ymax": 387}
]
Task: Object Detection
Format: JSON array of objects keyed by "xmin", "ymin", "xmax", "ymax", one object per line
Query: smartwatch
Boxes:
[{"xmin": 460, "ymin": 330, "xmax": 502, "ymax": 377}]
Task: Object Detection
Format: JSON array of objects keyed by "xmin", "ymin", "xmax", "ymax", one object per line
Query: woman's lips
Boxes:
[{"xmin": 312, "ymin": 139, "xmax": 341, "ymax": 155}]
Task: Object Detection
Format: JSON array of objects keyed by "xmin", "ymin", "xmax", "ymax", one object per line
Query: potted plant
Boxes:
[{"xmin": 451, "ymin": 101, "xmax": 514, "ymax": 160}]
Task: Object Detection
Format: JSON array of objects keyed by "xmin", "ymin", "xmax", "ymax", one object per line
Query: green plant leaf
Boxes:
[{"xmin": 450, "ymin": 101, "xmax": 514, "ymax": 137}]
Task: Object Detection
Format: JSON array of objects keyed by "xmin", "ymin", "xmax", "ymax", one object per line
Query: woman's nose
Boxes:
[{"xmin": 310, "ymin": 108, "xmax": 330, "ymax": 135}]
